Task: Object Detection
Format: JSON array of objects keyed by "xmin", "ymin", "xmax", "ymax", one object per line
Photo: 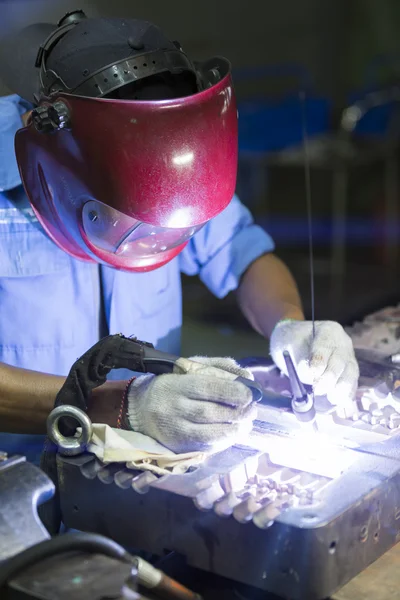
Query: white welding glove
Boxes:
[
  {"xmin": 127, "ymin": 357, "xmax": 257, "ymax": 454},
  {"xmin": 270, "ymin": 320, "xmax": 359, "ymax": 409}
]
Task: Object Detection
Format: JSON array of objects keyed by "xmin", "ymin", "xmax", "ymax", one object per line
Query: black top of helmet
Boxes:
[{"xmin": 0, "ymin": 10, "xmax": 224, "ymax": 105}]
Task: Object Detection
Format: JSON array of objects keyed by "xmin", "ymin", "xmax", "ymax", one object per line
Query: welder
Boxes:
[{"xmin": 0, "ymin": 11, "xmax": 359, "ymax": 463}]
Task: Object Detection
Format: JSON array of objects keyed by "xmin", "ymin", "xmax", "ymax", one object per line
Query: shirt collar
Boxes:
[{"xmin": 0, "ymin": 95, "xmax": 32, "ymax": 192}]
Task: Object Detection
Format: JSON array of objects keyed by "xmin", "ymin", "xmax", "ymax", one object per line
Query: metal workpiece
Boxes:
[
  {"xmin": 53, "ymin": 353, "xmax": 400, "ymax": 600},
  {"xmin": 347, "ymin": 304, "xmax": 400, "ymax": 356},
  {"xmin": 0, "ymin": 451, "xmax": 200, "ymax": 600},
  {"xmin": 57, "ymin": 434, "xmax": 400, "ymax": 600},
  {"xmin": 0, "ymin": 456, "xmax": 54, "ymax": 562},
  {"xmin": 356, "ymin": 380, "xmax": 400, "ymax": 433},
  {"xmin": 243, "ymin": 353, "xmax": 400, "ymax": 442}
]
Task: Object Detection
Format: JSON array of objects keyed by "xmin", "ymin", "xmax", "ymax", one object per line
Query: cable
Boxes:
[
  {"xmin": 299, "ymin": 90, "xmax": 315, "ymax": 339},
  {"xmin": 0, "ymin": 532, "xmax": 132, "ymax": 590}
]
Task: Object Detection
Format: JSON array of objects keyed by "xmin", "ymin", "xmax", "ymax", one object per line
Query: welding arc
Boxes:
[{"xmin": 300, "ymin": 91, "xmax": 315, "ymax": 339}]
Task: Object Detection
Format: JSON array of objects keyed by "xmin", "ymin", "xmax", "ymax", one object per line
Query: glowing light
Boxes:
[
  {"xmin": 238, "ymin": 430, "xmax": 358, "ymax": 479},
  {"xmin": 172, "ymin": 152, "xmax": 194, "ymax": 166}
]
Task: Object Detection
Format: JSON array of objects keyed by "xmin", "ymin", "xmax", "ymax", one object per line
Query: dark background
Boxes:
[
  {"xmin": 2, "ymin": 0, "xmax": 400, "ymax": 355},
  {"xmin": 2, "ymin": 1, "xmax": 399, "ymax": 101}
]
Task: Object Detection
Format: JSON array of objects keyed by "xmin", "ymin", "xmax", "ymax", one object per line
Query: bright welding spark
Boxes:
[{"xmin": 239, "ymin": 429, "xmax": 358, "ymax": 479}]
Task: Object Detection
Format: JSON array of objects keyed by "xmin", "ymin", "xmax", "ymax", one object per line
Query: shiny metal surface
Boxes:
[
  {"xmin": 56, "ymin": 353, "xmax": 400, "ymax": 600},
  {"xmin": 0, "ymin": 456, "xmax": 54, "ymax": 562},
  {"xmin": 47, "ymin": 405, "xmax": 93, "ymax": 456},
  {"xmin": 57, "ymin": 435, "xmax": 400, "ymax": 600}
]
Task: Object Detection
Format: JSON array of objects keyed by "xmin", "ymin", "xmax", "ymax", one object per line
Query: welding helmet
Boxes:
[{"xmin": 1, "ymin": 11, "xmax": 237, "ymax": 271}]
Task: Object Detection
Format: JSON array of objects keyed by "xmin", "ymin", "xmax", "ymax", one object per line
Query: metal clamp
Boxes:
[{"xmin": 47, "ymin": 406, "xmax": 93, "ymax": 456}]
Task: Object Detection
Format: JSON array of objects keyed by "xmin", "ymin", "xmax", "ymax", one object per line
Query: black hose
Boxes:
[{"xmin": 0, "ymin": 532, "xmax": 133, "ymax": 590}]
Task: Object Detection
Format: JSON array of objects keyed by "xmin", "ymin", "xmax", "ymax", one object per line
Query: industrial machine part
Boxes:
[
  {"xmin": 47, "ymin": 405, "xmax": 93, "ymax": 456},
  {"xmin": 52, "ymin": 353, "xmax": 400, "ymax": 600},
  {"xmin": 0, "ymin": 454, "xmax": 53, "ymax": 562},
  {"xmin": 346, "ymin": 307, "xmax": 400, "ymax": 428},
  {"xmin": 347, "ymin": 304, "xmax": 400, "ymax": 356},
  {"xmin": 0, "ymin": 452, "xmax": 202, "ymax": 599},
  {"xmin": 6, "ymin": 551, "xmax": 140, "ymax": 600},
  {"xmin": 4, "ymin": 538, "xmax": 201, "ymax": 600}
]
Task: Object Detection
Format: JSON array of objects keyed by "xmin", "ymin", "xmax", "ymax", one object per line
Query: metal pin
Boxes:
[
  {"xmin": 233, "ymin": 495, "xmax": 262, "ymax": 524},
  {"xmin": 214, "ymin": 492, "xmax": 241, "ymax": 517},
  {"xmin": 253, "ymin": 497, "xmax": 292, "ymax": 530},
  {"xmin": 114, "ymin": 469, "xmax": 135, "ymax": 489},
  {"xmin": 80, "ymin": 458, "xmax": 104, "ymax": 480},
  {"xmin": 388, "ymin": 414, "xmax": 400, "ymax": 429},
  {"xmin": 131, "ymin": 471, "xmax": 157, "ymax": 494},
  {"xmin": 98, "ymin": 464, "xmax": 120, "ymax": 485},
  {"xmin": 194, "ymin": 483, "xmax": 224, "ymax": 511}
]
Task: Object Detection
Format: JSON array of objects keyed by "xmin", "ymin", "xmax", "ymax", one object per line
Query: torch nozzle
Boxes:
[{"xmin": 283, "ymin": 350, "xmax": 318, "ymax": 430}]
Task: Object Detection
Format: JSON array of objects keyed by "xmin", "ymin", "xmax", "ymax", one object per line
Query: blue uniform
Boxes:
[{"xmin": 0, "ymin": 94, "xmax": 275, "ymax": 463}]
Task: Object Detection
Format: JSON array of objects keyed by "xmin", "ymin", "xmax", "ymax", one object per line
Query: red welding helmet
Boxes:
[{"xmin": 6, "ymin": 11, "xmax": 237, "ymax": 271}]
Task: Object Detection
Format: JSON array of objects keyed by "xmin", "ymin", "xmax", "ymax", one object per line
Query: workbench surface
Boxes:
[{"xmin": 332, "ymin": 543, "xmax": 399, "ymax": 600}]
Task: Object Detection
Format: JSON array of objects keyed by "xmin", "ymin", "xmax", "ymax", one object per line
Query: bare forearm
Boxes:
[
  {"xmin": 237, "ymin": 253, "xmax": 304, "ymax": 338},
  {"xmin": 0, "ymin": 363, "xmax": 65, "ymax": 434}
]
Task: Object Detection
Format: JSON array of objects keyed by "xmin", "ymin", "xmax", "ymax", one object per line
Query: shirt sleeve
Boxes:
[
  {"xmin": 17, "ymin": 96, "xmax": 33, "ymax": 115},
  {"xmin": 179, "ymin": 194, "xmax": 275, "ymax": 298}
]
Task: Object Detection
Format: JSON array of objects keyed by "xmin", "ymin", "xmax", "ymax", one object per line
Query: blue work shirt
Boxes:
[{"xmin": 0, "ymin": 94, "xmax": 275, "ymax": 463}]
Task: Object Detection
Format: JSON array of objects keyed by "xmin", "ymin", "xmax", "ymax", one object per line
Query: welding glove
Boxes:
[
  {"xmin": 270, "ymin": 320, "xmax": 359, "ymax": 409},
  {"xmin": 127, "ymin": 357, "xmax": 257, "ymax": 454}
]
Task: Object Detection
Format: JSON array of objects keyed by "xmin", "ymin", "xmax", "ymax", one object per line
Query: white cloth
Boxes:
[
  {"xmin": 87, "ymin": 424, "xmax": 205, "ymax": 476},
  {"xmin": 127, "ymin": 356, "xmax": 257, "ymax": 454},
  {"xmin": 270, "ymin": 320, "xmax": 359, "ymax": 409}
]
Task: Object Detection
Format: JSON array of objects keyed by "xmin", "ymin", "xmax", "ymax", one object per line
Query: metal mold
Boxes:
[{"xmin": 56, "ymin": 356, "xmax": 400, "ymax": 600}]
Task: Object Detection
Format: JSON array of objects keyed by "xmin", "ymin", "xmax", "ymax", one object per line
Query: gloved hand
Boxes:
[
  {"xmin": 270, "ymin": 320, "xmax": 359, "ymax": 410},
  {"xmin": 127, "ymin": 357, "xmax": 257, "ymax": 453}
]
